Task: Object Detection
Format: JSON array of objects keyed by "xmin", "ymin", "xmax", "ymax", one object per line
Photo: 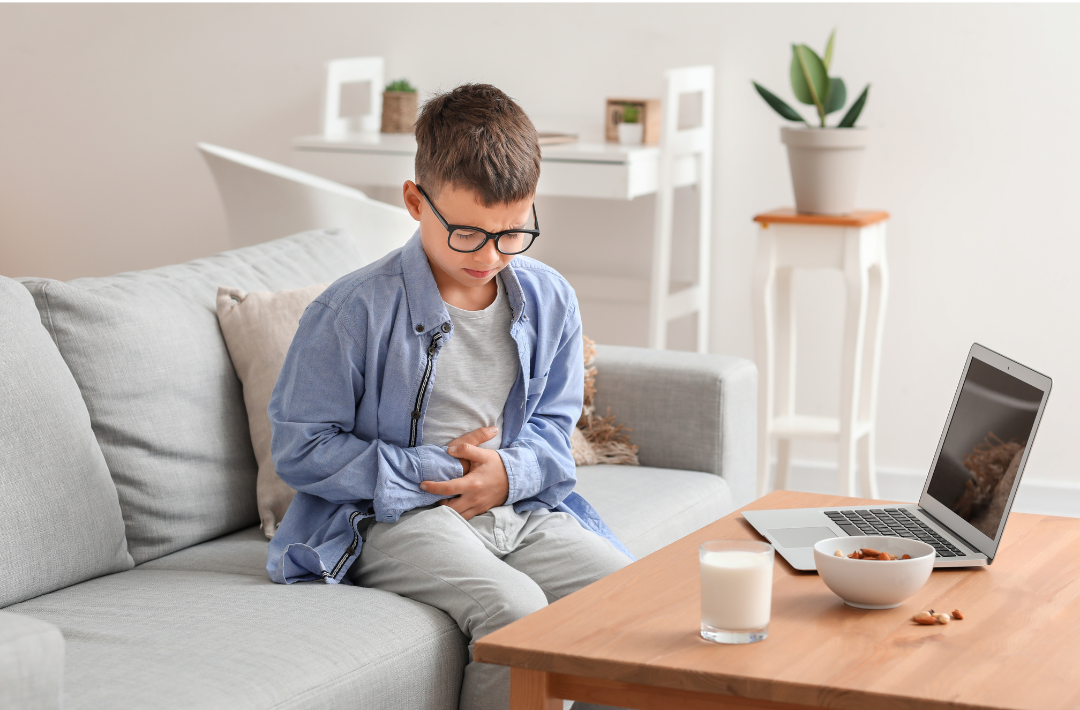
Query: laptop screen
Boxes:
[{"xmin": 924, "ymin": 357, "xmax": 1043, "ymax": 542}]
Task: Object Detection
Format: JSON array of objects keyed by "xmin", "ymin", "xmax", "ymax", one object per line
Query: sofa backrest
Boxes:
[
  {"xmin": 18, "ymin": 229, "xmax": 369, "ymax": 565},
  {"xmin": 0, "ymin": 277, "xmax": 133, "ymax": 607}
]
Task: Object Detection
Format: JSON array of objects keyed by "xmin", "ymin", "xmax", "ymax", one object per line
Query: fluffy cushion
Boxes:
[
  {"xmin": 19, "ymin": 230, "xmax": 367, "ymax": 564},
  {"xmin": 571, "ymin": 336, "xmax": 639, "ymax": 466},
  {"xmin": 0, "ymin": 276, "xmax": 133, "ymax": 606},
  {"xmin": 215, "ymin": 284, "xmax": 328, "ymax": 539}
]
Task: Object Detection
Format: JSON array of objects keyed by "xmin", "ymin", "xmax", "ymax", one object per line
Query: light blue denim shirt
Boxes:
[{"xmin": 266, "ymin": 232, "xmax": 634, "ymax": 584}]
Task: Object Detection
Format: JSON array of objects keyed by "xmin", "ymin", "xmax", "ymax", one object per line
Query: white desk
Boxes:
[{"xmin": 291, "ymin": 132, "xmax": 700, "ymax": 201}]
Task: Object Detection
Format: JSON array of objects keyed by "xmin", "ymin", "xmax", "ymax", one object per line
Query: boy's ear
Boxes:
[{"xmin": 402, "ymin": 181, "xmax": 423, "ymax": 221}]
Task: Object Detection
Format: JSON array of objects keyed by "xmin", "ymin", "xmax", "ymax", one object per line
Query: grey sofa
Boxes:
[{"xmin": 0, "ymin": 229, "xmax": 756, "ymax": 710}]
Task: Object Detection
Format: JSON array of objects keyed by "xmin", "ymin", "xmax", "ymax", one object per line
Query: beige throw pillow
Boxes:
[{"xmin": 216, "ymin": 284, "xmax": 328, "ymax": 539}]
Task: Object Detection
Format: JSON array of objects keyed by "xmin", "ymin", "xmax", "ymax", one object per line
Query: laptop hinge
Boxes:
[{"xmin": 916, "ymin": 508, "xmax": 990, "ymax": 562}]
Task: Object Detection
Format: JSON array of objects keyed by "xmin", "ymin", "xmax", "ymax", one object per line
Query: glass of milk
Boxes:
[{"xmin": 699, "ymin": 540, "xmax": 774, "ymax": 644}]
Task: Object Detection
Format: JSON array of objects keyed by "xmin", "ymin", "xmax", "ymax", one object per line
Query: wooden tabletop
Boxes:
[
  {"xmin": 754, "ymin": 208, "xmax": 890, "ymax": 227},
  {"xmin": 475, "ymin": 490, "xmax": 1080, "ymax": 710}
]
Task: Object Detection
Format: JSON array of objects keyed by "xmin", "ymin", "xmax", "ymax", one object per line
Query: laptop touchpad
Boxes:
[{"xmin": 769, "ymin": 527, "xmax": 837, "ymax": 548}]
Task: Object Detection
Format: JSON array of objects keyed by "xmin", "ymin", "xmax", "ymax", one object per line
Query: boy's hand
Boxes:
[
  {"xmin": 444, "ymin": 426, "xmax": 499, "ymax": 474},
  {"xmin": 421, "ymin": 444, "xmax": 509, "ymax": 520}
]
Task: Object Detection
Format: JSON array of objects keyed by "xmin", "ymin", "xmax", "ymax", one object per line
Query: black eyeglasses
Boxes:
[{"xmin": 416, "ymin": 184, "xmax": 539, "ymax": 255}]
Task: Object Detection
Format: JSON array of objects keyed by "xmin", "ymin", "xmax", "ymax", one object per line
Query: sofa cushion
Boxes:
[
  {"xmin": 0, "ymin": 276, "xmax": 133, "ymax": 607},
  {"xmin": 573, "ymin": 465, "xmax": 733, "ymax": 559},
  {"xmin": 13, "ymin": 464, "xmax": 726, "ymax": 709},
  {"xmin": 19, "ymin": 230, "xmax": 368, "ymax": 564},
  {"xmin": 138, "ymin": 524, "xmax": 270, "ymax": 578},
  {"xmin": 8, "ymin": 568, "xmax": 466, "ymax": 710}
]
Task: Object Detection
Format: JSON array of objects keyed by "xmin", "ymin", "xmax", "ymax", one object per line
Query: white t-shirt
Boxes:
[{"xmin": 421, "ymin": 276, "xmax": 518, "ymax": 451}]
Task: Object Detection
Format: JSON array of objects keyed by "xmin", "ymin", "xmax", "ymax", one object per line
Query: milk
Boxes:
[{"xmin": 700, "ymin": 550, "xmax": 773, "ymax": 630}]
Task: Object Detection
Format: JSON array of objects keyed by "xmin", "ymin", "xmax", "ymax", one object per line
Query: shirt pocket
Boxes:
[{"xmin": 526, "ymin": 375, "xmax": 548, "ymax": 403}]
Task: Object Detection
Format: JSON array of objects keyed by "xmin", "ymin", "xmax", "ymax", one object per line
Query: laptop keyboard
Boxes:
[{"xmin": 824, "ymin": 508, "xmax": 966, "ymax": 558}]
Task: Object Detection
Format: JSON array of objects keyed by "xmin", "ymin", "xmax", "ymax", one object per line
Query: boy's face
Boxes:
[{"xmin": 403, "ymin": 180, "xmax": 533, "ymax": 293}]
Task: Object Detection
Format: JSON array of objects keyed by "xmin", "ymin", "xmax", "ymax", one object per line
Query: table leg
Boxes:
[
  {"xmin": 511, "ymin": 667, "xmax": 562, "ymax": 710},
  {"xmin": 857, "ymin": 227, "xmax": 888, "ymax": 500},
  {"xmin": 752, "ymin": 228, "xmax": 776, "ymax": 498},
  {"xmin": 774, "ymin": 267, "xmax": 796, "ymax": 491},
  {"xmin": 839, "ymin": 228, "xmax": 869, "ymax": 497}
]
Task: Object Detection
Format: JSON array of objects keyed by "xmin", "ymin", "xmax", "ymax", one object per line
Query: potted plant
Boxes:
[
  {"xmin": 617, "ymin": 103, "xmax": 644, "ymax": 145},
  {"xmin": 381, "ymin": 78, "xmax": 418, "ymax": 134},
  {"xmin": 753, "ymin": 31, "xmax": 870, "ymax": 214}
]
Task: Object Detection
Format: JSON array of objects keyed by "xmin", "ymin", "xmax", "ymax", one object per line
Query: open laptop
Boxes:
[{"xmin": 744, "ymin": 343, "xmax": 1052, "ymax": 571}]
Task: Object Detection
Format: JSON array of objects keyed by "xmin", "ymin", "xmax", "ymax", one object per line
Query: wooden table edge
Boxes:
[
  {"xmin": 510, "ymin": 667, "xmax": 830, "ymax": 710},
  {"xmin": 488, "ymin": 647, "xmax": 991, "ymax": 710},
  {"xmin": 753, "ymin": 207, "xmax": 890, "ymax": 227}
]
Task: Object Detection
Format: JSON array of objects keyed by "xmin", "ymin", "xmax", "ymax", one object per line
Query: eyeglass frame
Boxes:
[{"xmin": 415, "ymin": 184, "xmax": 540, "ymax": 255}]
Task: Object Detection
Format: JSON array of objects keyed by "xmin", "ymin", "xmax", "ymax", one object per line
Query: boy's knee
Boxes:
[{"xmin": 486, "ymin": 582, "xmax": 548, "ymax": 629}]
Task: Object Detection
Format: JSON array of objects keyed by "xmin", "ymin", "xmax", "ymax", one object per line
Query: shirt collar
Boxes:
[
  {"xmin": 401, "ymin": 231, "xmax": 449, "ymax": 335},
  {"xmin": 401, "ymin": 230, "xmax": 528, "ymax": 332}
]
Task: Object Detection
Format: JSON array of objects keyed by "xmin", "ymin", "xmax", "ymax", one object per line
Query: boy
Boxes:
[{"xmin": 266, "ymin": 84, "xmax": 632, "ymax": 710}]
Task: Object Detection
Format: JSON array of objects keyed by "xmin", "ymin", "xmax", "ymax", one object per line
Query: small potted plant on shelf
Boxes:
[
  {"xmin": 617, "ymin": 103, "xmax": 644, "ymax": 145},
  {"xmin": 381, "ymin": 78, "xmax": 418, "ymax": 134},
  {"xmin": 753, "ymin": 31, "xmax": 870, "ymax": 215}
]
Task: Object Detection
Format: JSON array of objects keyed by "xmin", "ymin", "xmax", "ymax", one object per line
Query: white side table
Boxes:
[{"xmin": 752, "ymin": 208, "xmax": 890, "ymax": 499}]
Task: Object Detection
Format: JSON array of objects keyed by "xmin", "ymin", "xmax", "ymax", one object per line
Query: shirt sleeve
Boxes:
[
  {"xmin": 498, "ymin": 298, "xmax": 584, "ymax": 509},
  {"xmin": 268, "ymin": 300, "xmax": 464, "ymax": 522}
]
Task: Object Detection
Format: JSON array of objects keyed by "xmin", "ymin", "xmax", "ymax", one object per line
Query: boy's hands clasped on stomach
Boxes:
[
  {"xmin": 421, "ymin": 426, "xmax": 510, "ymax": 520},
  {"xmin": 442, "ymin": 426, "xmax": 500, "ymax": 470}
]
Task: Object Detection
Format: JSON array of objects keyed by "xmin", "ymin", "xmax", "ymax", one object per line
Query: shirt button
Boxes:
[
  {"xmin": 440, "ymin": 323, "xmax": 451, "ymax": 333},
  {"xmin": 411, "ymin": 411, "xmax": 421, "ymax": 420},
  {"xmin": 415, "ymin": 324, "xmax": 424, "ymax": 332}
]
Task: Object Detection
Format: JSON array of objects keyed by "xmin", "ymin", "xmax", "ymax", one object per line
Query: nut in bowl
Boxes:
[{"xmin": 813, "ymin": 536, "xmax": 935, "ymax": 609}]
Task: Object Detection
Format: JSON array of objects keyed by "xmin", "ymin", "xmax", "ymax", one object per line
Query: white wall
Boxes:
[{"xmin": 2, "ymin": 4, "xmax": 1078, "ymax": 495}]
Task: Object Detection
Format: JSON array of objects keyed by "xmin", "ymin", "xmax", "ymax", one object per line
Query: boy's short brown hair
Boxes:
[{"xmin": 414, "ymin": 83, "xmax": 541, "ymax": 207}]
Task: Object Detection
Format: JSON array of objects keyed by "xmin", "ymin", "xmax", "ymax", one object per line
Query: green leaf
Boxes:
[
  {"xmin": 753, "ymin": 81, "xmax": 807, "ymax": 123},
  {"xmin": 790, "ymin": 44, "xmax": 829, "ymax": 112},
  {"xmin": 385, "ymin": 78, "xmax": 416, "ymax": 93},
  {"xmin": 824, "ymin": 29, "xmax": 836, "ymax": 71},
  {"xmin": 824, "ymin": 77, "xmax": 847, "ymax": 115},
  {"xmin": 838, "ymin": 84, "xmax": 869, "ymax": 127},
  {"xmin": 789, "ymin": 46, "xmax": 813, "ymax": 105}
]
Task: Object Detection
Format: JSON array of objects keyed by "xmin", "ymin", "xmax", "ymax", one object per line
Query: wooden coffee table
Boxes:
[{"xmin": 475, "ymin": 490, "xmax": 1080, "ymax": 710}]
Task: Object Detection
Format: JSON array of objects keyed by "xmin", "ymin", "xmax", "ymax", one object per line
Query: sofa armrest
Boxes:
[
  {"xmin": 591, "ymin": 345, "xmax": 757, "ymax": 507},
  {"xmin": 0, "ymin": 611, "xmax": 64, "ymax": 710}
]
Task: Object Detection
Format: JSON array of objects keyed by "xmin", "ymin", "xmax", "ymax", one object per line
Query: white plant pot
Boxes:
[
  {"xmin": 781, "ymin": 126, "xmax": 870, "ymax": 215},
  {"xmin": 618, "ymin": 123, "xmax": 644, "ymax": 145}
]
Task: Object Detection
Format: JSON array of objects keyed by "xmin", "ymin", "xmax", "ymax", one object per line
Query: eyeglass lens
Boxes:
[{"xmin": 450, "ymin": 229, "xmax": 536, "ymax": 255}]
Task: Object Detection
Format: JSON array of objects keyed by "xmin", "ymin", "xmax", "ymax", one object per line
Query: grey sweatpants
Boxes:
[{"xmin": 347, "ymin": 503, "xmax": 631, "ymax": 710}]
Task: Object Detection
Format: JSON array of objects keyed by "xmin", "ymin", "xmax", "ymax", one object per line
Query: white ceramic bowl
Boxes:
[{"xmin": 813, "ymin": 536, "xmax": 935, "ymax": 609}]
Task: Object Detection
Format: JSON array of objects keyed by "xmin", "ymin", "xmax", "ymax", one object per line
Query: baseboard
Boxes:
[{"xmin": 774, "ymin": 459, "xmax": 1080, "ymax": 519}]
